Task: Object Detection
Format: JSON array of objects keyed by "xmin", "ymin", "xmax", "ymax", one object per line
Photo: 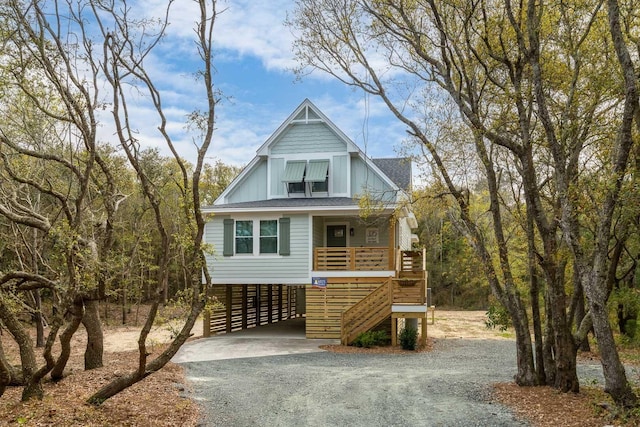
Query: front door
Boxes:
[{"xmin": 326, "ymin": 225, "xmax": 347, "ymax": 247}]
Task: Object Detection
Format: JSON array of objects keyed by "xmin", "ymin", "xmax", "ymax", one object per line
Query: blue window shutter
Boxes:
[
  {"xmin": 223, "ymin": 219, "xmax": 234, "ymax": 256},
  {"xmin": 279, "ymin": 217, "xmax": 290, "ymax": 256}
]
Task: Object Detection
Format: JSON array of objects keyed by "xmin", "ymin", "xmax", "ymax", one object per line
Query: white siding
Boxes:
[
  {"xmin": 227, "ymin": 160, "xmax": 268, "ymax": 203},
  {"xmin": 205, "ymin": 214, "xmax": 310, "ymax": 284},
  {"xmin": 270, "ymin": 123, "xmax": 346, "ymax": 155},
  {"xmin": 398, "ymin": 217, "xmax": 412, "ymax": 250}
]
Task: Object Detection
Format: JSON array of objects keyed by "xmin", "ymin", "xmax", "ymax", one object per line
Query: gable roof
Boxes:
[
  {"xmin": 212, "ymin": 99, "xmax": 408, "ymax": 208},
  {"xmin": 372, "ymin": 158, "xmax": 412, "ymax": 191},
  {"xmin": 255, "ymin": 98, "xmax": 360, "ymax": 157}
]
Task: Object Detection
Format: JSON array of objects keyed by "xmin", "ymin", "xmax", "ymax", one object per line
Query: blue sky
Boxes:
[{"xmin": 131, "ymin": 0, "xmax": 410, "ymax": 169}]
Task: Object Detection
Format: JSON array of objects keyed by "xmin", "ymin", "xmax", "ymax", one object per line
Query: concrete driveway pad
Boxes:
[{"xmin": 172, "ymin": 318, "xmax": 338, "ymax": 363}]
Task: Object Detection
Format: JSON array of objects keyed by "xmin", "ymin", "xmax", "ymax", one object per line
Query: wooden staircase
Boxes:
[
  {"xmin": 340, "ymin": 277, "xmax": 393, "ymax": 345},
  {"xmin": 340, "ymin": 250, "xmax": 428, "ymax": 345}
]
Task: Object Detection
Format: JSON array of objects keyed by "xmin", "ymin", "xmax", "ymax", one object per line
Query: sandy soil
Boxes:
[
  {"xmin": 101, "ymin": 309, "xmax": 505, "ymax": 353},
  {"xmin": 428, "ymin": 309, "xmax": 512, "ymax": 340}
]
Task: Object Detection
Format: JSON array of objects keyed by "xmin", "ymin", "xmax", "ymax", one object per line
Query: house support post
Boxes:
[
  {"xmin": 278, "ymin": 285, "xmax": 283, "ymax": 322},
  {"xmin": 256, "ymin": 285, "xmax": 262, "ymax": 325},
  {"xmin": 242, "ymin": 285, "xmax": 248, "ymax": 329},
  {"xmin": 392, "ymin": 313, "xmax": 427, "ymax": 348},
  {"xmin": 225, "ymin": 286, "xmax": 232, "ymax": 333},
  {"xmin": 268, "ymin": 284, "xmax": 273, "ymax": 324}
]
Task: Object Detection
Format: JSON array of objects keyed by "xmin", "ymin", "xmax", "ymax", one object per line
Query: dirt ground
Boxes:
[{"xmin": 0, "ymin": 309, "xmax": 637, "ymax": 426}]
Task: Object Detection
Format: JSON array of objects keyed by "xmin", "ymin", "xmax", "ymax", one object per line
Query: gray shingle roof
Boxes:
[{"xmin": 372, "ymin": 157, "xmax": 412, "ymax": 191}]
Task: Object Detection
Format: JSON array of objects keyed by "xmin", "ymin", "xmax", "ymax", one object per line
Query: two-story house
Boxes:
[{"xmin": 203, "ymin": 99, "xmax": 428, "ymax": 345}]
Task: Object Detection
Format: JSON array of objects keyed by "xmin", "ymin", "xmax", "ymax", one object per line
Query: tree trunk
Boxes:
[
  {"xmin": 88, "ymin": 298, "xmax": 205, "ymax": 405},
  {"xmin": 503, "ymin": 295, "xmax": 536, "ymax": 386},
  {"xmin": 526, "ymin": 206, "xmax": 545, "ymax": 385},
  {"xmin": 542, "ymin": 290, "xmax": 556, "ymax": 386},
  {"xmin": 82, "ymin": 299, "xmax": 104, "ymax": 370},
  {"xmin": 0, "ymin": 339, "xmax": 11, "ymax": 397},
  {"xmin": 586, "ymin": 273, "xmax": 637, "ymax": 408},
  {"xmin": 0, "ymin": 299, "xmax": 42, "ymax": 401},
  {"xmin": 31, "ymin": 290, "xmax": 45, "ymax": 348},
  {"xmin": 51, "ymin": 303, "xmax": 83, "ymax": 381},
  {"xmin": 547, "ymin": 269, "xmax": 579, "ymax": 392}
]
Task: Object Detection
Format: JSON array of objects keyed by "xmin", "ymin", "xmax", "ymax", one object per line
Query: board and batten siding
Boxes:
[
  {"xmin": 205, "ymin": 214, "xmax": 310, "ymax": 284},
  {"xmin": 332, "ymin": 155, "xmax": 348, "ymax": 195},
  {"xmin": 270, "ymin": 157, "xmax": 285, "ymax": 197},
  {"xmin": 226, "ymin": 160, "xmax": 268, "ymax": 203},
  {"xmin": 270, "ymin": 123, "xmax": 346, "ymax": 155},
  {"xmin": 350, "ymin": 157, "xmax": 394, "ymax": 202}
]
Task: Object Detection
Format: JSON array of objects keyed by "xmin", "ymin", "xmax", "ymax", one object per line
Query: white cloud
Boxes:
[
  {"xmin": 138, "ymin": 0, "xmax": 297, "ymax": 71},
  {"xmin": 116, "ymin": 0, "xmax": 407, "ymax": 168}
]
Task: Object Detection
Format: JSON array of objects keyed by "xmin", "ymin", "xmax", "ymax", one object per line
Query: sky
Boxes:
[{"xmin": 130, "ymin": 0, "xmax": 411, "ymax": 170}]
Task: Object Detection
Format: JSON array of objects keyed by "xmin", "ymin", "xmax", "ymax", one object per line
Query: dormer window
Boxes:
[
  {"xmin": 282, "ymin": 160, "xmax": 306, "ymax": 195},
  {"xmin": 307, "ymin": 160, "xmax": 329, "ymax": 194}
]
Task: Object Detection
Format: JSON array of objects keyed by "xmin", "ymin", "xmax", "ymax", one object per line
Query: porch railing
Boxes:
[{"xmin": 314, "ymin": 247, "xmax": 392, "ymax": 271}]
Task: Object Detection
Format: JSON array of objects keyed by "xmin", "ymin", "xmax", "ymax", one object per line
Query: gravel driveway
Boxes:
[{"xmin": 180, "ymin": 339, "xmax": 529, "ymax": 426}]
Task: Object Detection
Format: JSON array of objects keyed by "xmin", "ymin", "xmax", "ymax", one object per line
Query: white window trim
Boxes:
[{"xmin": 233, "ymin": 216, "xmax": 282, "ymax": 257}]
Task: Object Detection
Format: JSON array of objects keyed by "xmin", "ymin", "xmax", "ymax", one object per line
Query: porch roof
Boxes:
[{"xmin": 203, "ymin": 197, "xmax": 376, "ymax": 214}]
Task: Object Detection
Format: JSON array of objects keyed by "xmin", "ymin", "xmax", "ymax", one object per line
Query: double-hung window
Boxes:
[
  {"xmin": 259, "ymin": 220, "xmax": 278, "ymax": 254},
  {"xmin": 233, "ymin": 219, "xmax": 278, "ymax": 255},
  {"xmin": 235, "ymin": 220, "xmax": 253, "ymax": 254},
  {"xmin": 224, "ymin": 217, "xmax": 289, "ymax": 257}
]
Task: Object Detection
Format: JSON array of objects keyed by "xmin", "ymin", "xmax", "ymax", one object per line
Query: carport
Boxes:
[{"xmin": 203, "ymin": 284, "xmax": 306, "ymax": 337}]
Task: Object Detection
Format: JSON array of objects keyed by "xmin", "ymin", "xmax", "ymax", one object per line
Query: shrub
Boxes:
[
  {"xmin": 485, "ymin": 298, "xmax": 512, "ymax": 332},
  {"xmin": 399, "ymin": 326, "xmax": 418, "ymax": 350},
  {"xmin": 352, "ymin": 330, "xmax": 390, "ymax": 348}
]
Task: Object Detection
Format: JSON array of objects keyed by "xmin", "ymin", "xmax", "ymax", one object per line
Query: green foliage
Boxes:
[
  {"xmin": 351, "ymin": 330, "xmax": 390, "ymax": 348},
  {"xmin": 485, "ymin": 298, "xmax": 511, "ymax": 332},
  {"xmin": 399, "ymin": 326, "xmax": 418, "ymax": 350},
  {"xmin": 610, "ymin": 286, "xmax": 640, "ymax": 342}
]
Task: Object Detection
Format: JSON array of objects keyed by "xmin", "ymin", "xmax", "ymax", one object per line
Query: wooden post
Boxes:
[
  {"xmin": 268, "ymin": 284, "xmax": 273, "ymax": 323},
  {"xmin": 389, "ymin": 216, "xmax": 396, "ymax": 270},
  {"xmin": 349, "ymin": 248, "xmax": 356, "ymax": 271},
  {"xmin": 225, "ymin": 285, "xmax": 232, "ymax": 333},
  {"xmin": 256, "ymin": 285, "xmax": 261, "ymax": 326},
  {"xmin": 391, "ymin": 315, "xmax": 398, "ymax": 346},
  {"xmin": 278, "ymin": 284, "xmax": 283, "ymax": 321},
  {"xmin": 421, "ymin": 315, "xmax": 427, "ymax": 347},
  {"xmin": 242, "ymin": 285, "xmax": 248, "ymax": 329}
]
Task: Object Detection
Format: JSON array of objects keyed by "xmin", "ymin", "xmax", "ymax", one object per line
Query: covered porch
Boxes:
[{"xmin": 311, "ymin": 211, "xmax": 416, "ymax": 273}]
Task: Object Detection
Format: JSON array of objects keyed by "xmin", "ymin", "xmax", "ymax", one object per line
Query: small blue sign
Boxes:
[{"xmin": 311, "ymin": 277, "xmax": 327, "ymax": 289}]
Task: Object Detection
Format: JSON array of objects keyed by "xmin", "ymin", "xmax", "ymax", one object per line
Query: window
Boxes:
[
  {"xmin": 282, "ymin": 160, "xmax": 306, "ymax": 195},
  {"xmin": 288, "ymin": 181, "xmax": 305, "ymax": 194},
  {"xmin": 260, "ymin": 220, "xmax": 278, "ymax": 254},
  {"xmin": 224, "ymin": 218, "xmax": 290, "ymax": 257},
  {"xmin": 307, "ymin": 160, "xmax": 329, "ymax": 193},
  {"xmin": 235, "ymin": 220, "xmax": 253, "ymax": 254},
  {"xmin": 311, "ymin": 177, "xmax": 328, "ymax": 192}
]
